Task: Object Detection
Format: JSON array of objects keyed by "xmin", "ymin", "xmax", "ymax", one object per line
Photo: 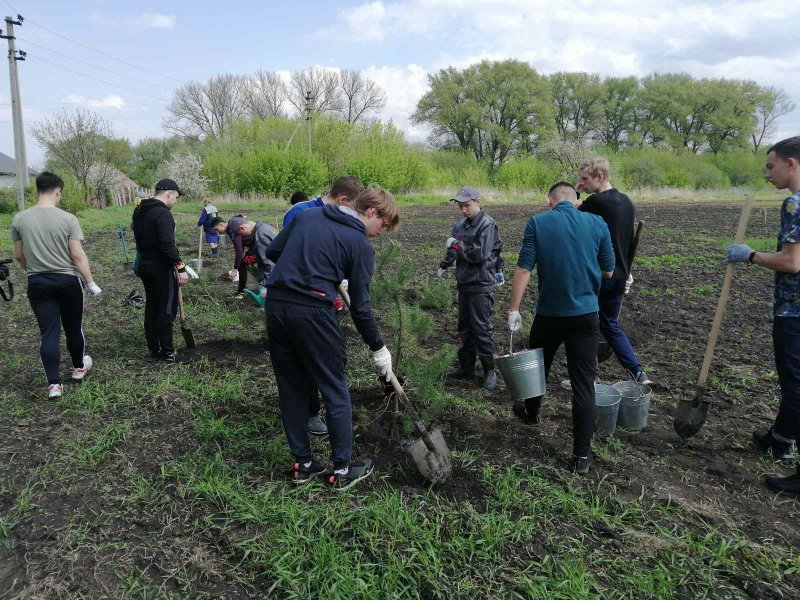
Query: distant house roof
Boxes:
[{"xmin": 0, "ymin": 151, "xmax": 35, "ymax": 176}]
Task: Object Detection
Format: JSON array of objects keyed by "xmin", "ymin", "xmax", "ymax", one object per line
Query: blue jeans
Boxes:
[
  {"xmin": 598, "ymin": 278, "xmax": 642, "ymax": 375},
  {"xmin": 773, "ymin": 317, "xmax": 800, "ymax": 444}
]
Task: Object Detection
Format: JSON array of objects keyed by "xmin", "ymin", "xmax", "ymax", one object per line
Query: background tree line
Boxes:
[{"xmin": 412, "ymin": 60, "xmax": 794, "ymax": 168}]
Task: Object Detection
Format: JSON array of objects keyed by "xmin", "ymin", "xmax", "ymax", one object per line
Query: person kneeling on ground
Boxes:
[
  {"xmin": 265, "ymin": 185, "xmax": 399, "ymax": 490},
  {"xmin": 438, "ymin": 186, "xmax": 503, "ymax": 391},
  {"xmin": 11, "ymin": 171, "xmax": 102, "ymax": 398},
  {"xmin": 210, "ymin": 215, "xmax": 256, "ymax": 298},
  {"xmin": 507, "ymin": 181, "xmax": 614, "ymax": 475}
]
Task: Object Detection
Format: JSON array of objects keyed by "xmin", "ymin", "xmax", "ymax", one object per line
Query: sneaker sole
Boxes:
[
  {"xmin": 330, "ymin": 467, "xmax": 374, "ymax": 491},
  {"xmin": 309, "ymin": 429, "xmax": 329, "ymax": 437},
  {"xmin": 291, "ymin": 471, "xmax": 326, "ymax": 485}
]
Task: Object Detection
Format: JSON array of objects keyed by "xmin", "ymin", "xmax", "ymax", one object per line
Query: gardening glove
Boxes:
[
  {"xmin": 495, "ymin": 272, "xmax": 505, "ymax": 286},
  {"xmin": 724, "ymin": 243, "xmax": 753, "ymax": 264},
  {"xmin": 229, "ymin": 269, "xmax": 239, "ymax": 281},
  {"xmin": 185, "ymin": 265, "xmax": 199, "ymax": 280},
  {"xmin": 86, "ymin": 282, "xmax": 102, "ymax": 297},
  {"xmin": 446, "ymin": 237, "xmax": 459, "ymax": 250},
  {"xmin": 260, "ymin": 286, "xmax": 267, "ymax": 299},
  {"xmin": 437, "ymin": 267, "xmax": 447, "ymax": 278},
  {"xmin": 340, "ymin": 279, "xmax": 349, "ymax": 292},
  {"xmin": 372, "ymin": 346, "xmax": 393, "ymax": 383},
  {"xmin": 507, "ymin": 310, "xmax": 522, "ymax": 332},
  {"xmin": 624, "ymin": 273, "xmax": 634, "ymax": 294}
]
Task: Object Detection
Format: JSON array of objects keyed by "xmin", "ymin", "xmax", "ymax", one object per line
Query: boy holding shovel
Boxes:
[{"xmin": 438, "ymin": 186, "xmax": 504, "ymax": 391}]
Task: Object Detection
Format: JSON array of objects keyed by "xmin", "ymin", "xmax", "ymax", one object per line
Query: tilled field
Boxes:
[{"xmin": 1, "ymin": 199, "xmax": 798, "ymax": 598}]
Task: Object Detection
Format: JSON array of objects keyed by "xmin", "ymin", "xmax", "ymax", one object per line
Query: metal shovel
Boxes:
[
  {"xmin": 118, "ymin": 225, "xmax": 132, "ymax": 270},
  {"xmin": 338, "ymin": 285, "xmax": 453, "ymax": 483},
  {"xmin": 598, "ymin": 220, "xmax": 644, "ymax": 363},
  {"xmin": 674, "ymin": 194, "xmax": 753, "ymax": 439},
  {"xmin": 176, "ymin": 277, "xmax": 195, "ymax": 349}
]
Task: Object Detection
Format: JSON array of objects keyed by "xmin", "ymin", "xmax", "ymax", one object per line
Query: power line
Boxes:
[
  {"xmin": 18, "ymin": 36, "xmax": 174, "ymax": 91},
  {"xmin": 25, "ymin": 52, "xmax": 169, "ymax": 100},
  {"xmin": 21, "ymin": 15, "xmax": 184, "ymax": 85}
]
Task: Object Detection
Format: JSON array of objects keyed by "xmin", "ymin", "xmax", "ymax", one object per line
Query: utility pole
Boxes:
[
  {"xmin": 1, "ymin": 14, "xmax": 27, "ymax": 211},
  {"xmin": 304, "ymin": 91, "xmax": 314, "ymax": 153}
]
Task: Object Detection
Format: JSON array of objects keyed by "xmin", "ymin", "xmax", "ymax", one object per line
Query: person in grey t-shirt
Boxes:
[{"xmin": 11, "ymin": 172, "xmax": 101, "ymax": 399}]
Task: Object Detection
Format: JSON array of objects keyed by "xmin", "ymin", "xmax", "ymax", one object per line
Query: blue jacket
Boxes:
[
  {"xmin": 517, "ymin": 201, "xmax": 614, "ymax": 317},
  {"xmin": 266, "ymin": 205, "xmax": 384, "ymax": 351},
  {"xmin": 283, "ymin": 196, "xmax": 325, "ymax": 228}
]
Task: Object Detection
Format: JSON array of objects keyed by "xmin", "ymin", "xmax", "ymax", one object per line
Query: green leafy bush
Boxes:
[
  {"xmin": 711, "ymin": 151, "xmax": 767, "ymax": 188},
  {"xmin": 493, "ymin": 157, "xmax": 560, "ymax": 191},
  {"xmin": 0, "ymin": 187, "xmax": 17, "ymax": 214},
  {"xmin": 618, "ymin": 155, "xmax": 661, "ymax": 189}
]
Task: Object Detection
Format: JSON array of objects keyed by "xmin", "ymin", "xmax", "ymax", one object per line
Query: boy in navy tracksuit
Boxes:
[
  {"xmin": 438, "ymin": 186, "xmax": 503, "ymax": 391},
  {"xmin": 196, "ymin": 198, "xmax": 220, "ymax": 255},
  {"xmin": 266, "ymin": 185, "xmax": 399, "ymax": 490}
]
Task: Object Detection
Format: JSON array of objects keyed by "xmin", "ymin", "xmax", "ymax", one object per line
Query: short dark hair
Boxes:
[
  {"xmin": 329, "ymin": 175, "xmax": 365, "ymax": 202},
  {"xmin": 768, "ymin": 137, "xmax": 800, "ymax": 161},
  {"xmin": 209, "ymin": 216, "xmax": 226, "ymax": 229},
  {"xmin": 290, "ymin": 191, "xmax": 309, "ymax": 205},
  {"xmin": 36, "ymin": 171, "xmax": 64, "ymax": 194},
  {"xmin": 547, "ymin": 180, "xmax": 577, "ymax": 196}
]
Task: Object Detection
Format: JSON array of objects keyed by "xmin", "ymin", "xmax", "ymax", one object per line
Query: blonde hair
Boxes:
[
  {"xmin": 579, "ymin": 157, "xmax": 610, "ymax": 181},
  {"xmin": 353, "ymin": 185, "xmax": 400, "ymax": 232}
]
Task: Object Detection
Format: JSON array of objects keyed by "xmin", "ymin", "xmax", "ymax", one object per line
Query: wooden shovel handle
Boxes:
[{"xmin": 696, "ymin": 194, "xmax": 753, "ymax": 393}]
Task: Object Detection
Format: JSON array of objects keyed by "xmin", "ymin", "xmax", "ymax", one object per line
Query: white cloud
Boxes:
[
  {"xmin": 133, "ymin": 13, "xmax": 177, "ymax": 30},
  {"xmin": 363, "ymin": 64, "xmax": 430, "ymax": 140},
  {"xmin": 61, "ymin": 94, "xmax": 127, "ymax": 109}
]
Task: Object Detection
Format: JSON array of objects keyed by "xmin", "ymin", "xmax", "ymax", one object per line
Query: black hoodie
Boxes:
[
  {"xmin": 266, "ymin": 204, "xmax": 383, "ymax": 351},
  {"xmin": 132, "ymin": 198, "xmax": 185, "ymax": 271}
]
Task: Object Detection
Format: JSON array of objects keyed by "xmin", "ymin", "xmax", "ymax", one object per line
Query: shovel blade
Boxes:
[
  {"xmin": 407, "ymin": 428, "xmax": 452, "ymax": 484},
  {"xmin": 181, "ymin": 321, "xmax": 195, "ymax": 349},
  {"xmin": 673, "ymin": 397, "xmax": 710, "ymax": 439},
  {"xmin": 597, "ymin": 339, "xmax": 613, "ymax": 364}
]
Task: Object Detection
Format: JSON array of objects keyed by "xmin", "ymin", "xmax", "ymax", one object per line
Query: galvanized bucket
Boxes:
[
  {"xmin": 594, "ymin": 384, "xmax": 622, "ymax": 437},
  {"xmin": 495, "ymin": 347, "xmax": 546, "ymax": 401},
  {"xmin": 612, "ymin": 381, "xmax": 652, "ymax": 430}
]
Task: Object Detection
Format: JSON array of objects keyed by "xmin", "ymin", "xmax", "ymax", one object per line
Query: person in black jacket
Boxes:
[
  {"xmin": 576, "ymin": 158, "xmax": 652, "ymax": 385},
  {"xmin": 265, "ymin": 185, "xmax": 399, "ymax": 490},
  {"xmin": 132, "ymin": 179, "xmax": 189, "ymax": 363},
  {"xmin": 438, "ymin": 186, "xmax": 503, "ymax": 391}
]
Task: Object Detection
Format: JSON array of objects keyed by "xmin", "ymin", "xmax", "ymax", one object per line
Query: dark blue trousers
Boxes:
[
  {"xmin": 773, "ymin": 317, "xmax": 800, "ymax": 444},
  {"xmin": 267, "ymin": 301, "xmax": 351, "ymax": 469},
  {"xmin": 457, "ymin": 290, "xmax": 495, "ymax": 357},
  {"xmin": 27, "ymin": 273, "xmax": 86, "ymax": 384},
  {"xmin": 598, "ymin": 278, "xmax": 642, "ymax": 375}
]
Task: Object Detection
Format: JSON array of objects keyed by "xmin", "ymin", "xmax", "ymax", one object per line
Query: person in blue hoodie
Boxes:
[
  {"xmin": 196, "ymin": 198, "xmax": 220, "ymax": 256},
  {"xmin": 266, "ymin": 185, "xmax": 399, "ymax": 490}
]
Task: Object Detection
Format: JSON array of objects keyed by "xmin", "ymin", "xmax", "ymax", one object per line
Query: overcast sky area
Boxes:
[{"xmin": 2, "ymin": 0, "xmax": 800, "ymax": 166}]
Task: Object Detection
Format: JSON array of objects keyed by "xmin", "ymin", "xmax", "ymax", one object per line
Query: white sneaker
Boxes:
[
  {"xmin": 560, "ymin": 379, "xmax": 572, "ymax": 391},
  {"xmin": 48, "ymin": 384, "xmax": 63, "ymax": 399},
  {"xmin": 71, "ymin": 355, "xmax": 93, "ymax": 380}
]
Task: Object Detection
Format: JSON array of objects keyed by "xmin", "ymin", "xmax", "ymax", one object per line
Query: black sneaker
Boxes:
[
  {"xmin": 573, "ymin": 453, "xmax": 593, "ymax": 475},
  {"xmin": 288, "ymin": 459, "xmax": 327, "ymax": 485},
  {"xmin": 765, "ymin": 465, "xmax": 800, "ymax": 498},
  {"xmin": 324, "ymin": 459, "xmax": 374, "ymax": 491},
  {"xmin": 512, "ymin": 400, "xmax": 539, "ymax": 424},
  {"xmin": 161, "ymin": 352, "xmax": 188, "ymax": 364},
  {"xmin": 753, "ymin": 427, "xmax": 796, "ymax": 460},
  {"xmin": 146, "ymin": 351, "xmax": 161, "ymax": 361}
]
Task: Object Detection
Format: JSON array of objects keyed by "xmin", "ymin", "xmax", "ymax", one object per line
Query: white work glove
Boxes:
[
  {"xmin": 340, "ymin": 279, "xmax": 349, "ymax": 292},
  {"xmin": 185, "ymin": 265, "xmax": 199, "ymax": 280},
  {"xmin": 446, "ymin": 237, "xmax": 459, "ymax": 249},
  {"xmin": 260, "ymin": 286, "xmax": 267, "ymax": 299},
  {"xmin": 372, "ymin": 346, "xmax": 393, "ymax": 383},
  {"xmin": 624, "ymin": 273, "xmax": 634, "ymax": 294},
  {"xmin": 229, "ymin": 269, "xmax": 239, "ymax": 282},
  {"xmin": 507, "ymin": 310, "xmax": 522, "ymax": 332},
  {"xmin": 437, "ymin": 267, "xmax": 447, "ymax": 278},
  {"xmin": 86, "ymin": 282, "xmax": 102, "ymax": 297}
]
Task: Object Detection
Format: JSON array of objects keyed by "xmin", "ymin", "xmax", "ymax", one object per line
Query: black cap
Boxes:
[{"xmin": 155, "ymin": 178, "xmax": 182, "ymax": 196}]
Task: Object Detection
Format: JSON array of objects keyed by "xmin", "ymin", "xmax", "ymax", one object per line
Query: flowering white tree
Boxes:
[{"xmin": 158, "ymin": 153, "xmax": 211, "ymax": 198}]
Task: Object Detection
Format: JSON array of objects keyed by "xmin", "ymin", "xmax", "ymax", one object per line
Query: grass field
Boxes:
[{"xmin": 1, "ymin": 194, "xmax": 799, "ymax": 598}]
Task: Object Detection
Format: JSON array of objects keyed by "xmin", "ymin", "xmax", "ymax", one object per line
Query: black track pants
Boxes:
[
  {"xmin": 27, "ymin": 273, "xmax": 86, "ymax": 385},
  {"xmin": 138, "ymin": 265, "xmax": 177, "ymax": 355}
]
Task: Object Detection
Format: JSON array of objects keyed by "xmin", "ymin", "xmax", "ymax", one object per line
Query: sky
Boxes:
[{"xmin": 2, "ymin": 0, "xmax": 800, "ymax": 167}]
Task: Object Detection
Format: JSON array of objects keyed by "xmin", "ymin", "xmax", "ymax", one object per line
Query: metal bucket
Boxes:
[
  {"xmin": 612, "ymin": 381, "xmax": 652, "ymax": 430},
  {"xmin": 594, "ymin": 384, "xmax": 622, "ymax": 437},
  {"xmin": 495, "ymin": 348, "xmax": 546, "ymax": 401}
]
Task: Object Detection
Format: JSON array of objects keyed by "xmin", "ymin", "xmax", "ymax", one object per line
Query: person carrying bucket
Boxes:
[
  {"xmin": 438, "ymin": 186, "xmax": 504, "ymax": 391},
  {"xmin": 507, "ymin": 181, "xmax": 615, "ymax": 475},
  {"xmin": 196, "ymin": 198, "xmax": 220, "ymax": 256}
]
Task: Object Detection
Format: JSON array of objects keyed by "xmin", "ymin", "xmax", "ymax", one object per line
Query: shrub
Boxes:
[
  {"xmin": 418, "ymin": 279, "xmax": 453, "ymax": 310},
  {"xmin": 0, "ymin": 187, "xmax": 17, "ymax": 213},
  {"xmin": 493, "ymin": 157, "xmax": 560, "ymax": 191},
  {"xmin": 618, "ymin": 155, "xmax": 661, "ymax": 189},
  {"xmin": 711, "ymin": 150, "xmax": 767, "ymax": 188},
  {"xmin": 688, "ymin": 162, "xmax": 729, "ymax": 189}
]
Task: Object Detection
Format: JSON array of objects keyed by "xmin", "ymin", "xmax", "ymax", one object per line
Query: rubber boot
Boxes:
[
  {"xmin": 479, "ymin": 355, "xmax": 497, "ymax": 391},
  {"xmin": 445, "ymin": 350, "xmax": 476, "ymax": 380}
]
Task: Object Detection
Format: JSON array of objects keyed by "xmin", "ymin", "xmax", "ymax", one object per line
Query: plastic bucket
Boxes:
[
  {"xmin": 612, "ymin": 381, "xmax": 652, "ymax": 430},
  {"xmin": 594, "ymin": 384, "xmax": 622, "ymax": 437},
  {"xmin": 495, "ymin": 348, "xmax": 546, "ymax": 401}
]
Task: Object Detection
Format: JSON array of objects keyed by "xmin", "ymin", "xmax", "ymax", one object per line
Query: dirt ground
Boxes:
[{"xmin": 1, "ymin": 200, "xmax": 798, "ymax": 598}]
